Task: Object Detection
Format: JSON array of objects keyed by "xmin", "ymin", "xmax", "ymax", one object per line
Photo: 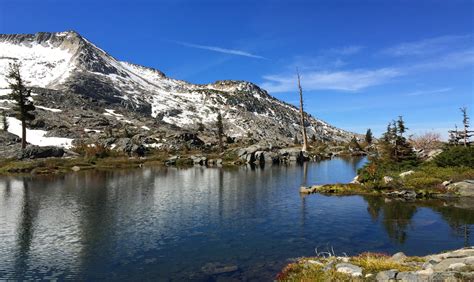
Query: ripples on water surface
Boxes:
[{"xmin": 0, "ymin": 157, "xmax": 472, "ymax": 280}]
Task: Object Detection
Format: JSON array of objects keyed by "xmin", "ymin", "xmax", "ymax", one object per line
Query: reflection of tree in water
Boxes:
[
  {"xmin": 364, "ymin": 196, "xmax": 417, "ymax": 244},
  {"xmin": 14, "ymin": 181, "xmax": 40, "ymax": 276},
  {"xmin": 365, "ymin": 196, "xmax": 384, "ymax": 221},
  {"xmin": 365, "ymin": 196, "xmax": 474, "ymax": 245},
  {"xmin": 431, "ymin": 203, "xmax": 474, "ymax": 247},
  {"xmin": 2, "ymin": 178, "xmax": 12, "ymax": 200},
  {"xmin": 340, "ymin": 156, "xmax": 367, "ymax": 172},
  {"xmin": 76, "ymin": 171, "xmax": 115, "ymax": 271}
]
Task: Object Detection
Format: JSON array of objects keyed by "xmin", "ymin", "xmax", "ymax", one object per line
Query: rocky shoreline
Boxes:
[
  {"xmin": 0, "ymin": 139, "xmax": 365, "ymax": 175},
  {"xmin": 277, "ymin": 247, "xmax": 474, "ymax": 281}
]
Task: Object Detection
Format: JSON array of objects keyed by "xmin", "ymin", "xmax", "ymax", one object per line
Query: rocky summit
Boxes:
[{"xmin": 0, "ymin": 31, "xmax": 354, "ymax": 152}]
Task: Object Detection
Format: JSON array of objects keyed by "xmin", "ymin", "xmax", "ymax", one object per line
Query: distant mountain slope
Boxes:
[{"xmin": 0, "ymin": 31, "xmax": 355, "ymax": 147}]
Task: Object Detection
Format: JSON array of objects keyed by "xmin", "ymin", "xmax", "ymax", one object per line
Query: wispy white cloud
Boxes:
[
  {"xmin": 405, "ymin": 87, "xmax": 453, "ymax": 96},
  {"xmin": 286, "ymin": 55, "xmax": 346, "ymax": 71},
  {"xmin": 261, "ymin": 68, "xmax": 401, "ymax": 92},
  {"xmin": 262, "ymin": 46, "xmax": 474, "ymax": 93},
  {"xmin": 381, "ymin": 34, "xmax": 472, "ymax": 57},
  {"xmin": 171, "ymin": 40, "xmax": 267, "ymax": 59},
  {"xmin": 408, "ymin": 48, "xmax": 474, "ymax": 70}
]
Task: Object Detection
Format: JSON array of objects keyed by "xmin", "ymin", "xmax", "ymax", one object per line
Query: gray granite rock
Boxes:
[
  {"xmin": 335, "ymin": 263, "xmax": 363, "ymax": 277},
  {"xmin": 376, "ymin": 269, "xmax": 398, "ymax": 281},
  {"xmin": 391, "ymin": 252, "xmax": 407, "ymax": 262}
]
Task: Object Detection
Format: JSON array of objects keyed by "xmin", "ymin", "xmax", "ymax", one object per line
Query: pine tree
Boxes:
[
  {"xmin": 1, "ymin": 111, "xmax": 8, "ymax": 131},
  {"xmin": 365, "ymin": 128, "xmax": 373, "ymax": 145},
  {"xmin": 448, "ymin": 108, "xmax": 473, "ymax": 146},
  {"xmin": 448, "ymin": 125, "xmax": 460, "ymax": 146},
  {"xmin": 380, "ymin": 123, "xmax": 395, "ymax": 161},
  {"xmin": 216, "ymin": 112, "xmax": 224, "ymax": 152},
  {"xmin": 379, "ymin": 118, "xmax": 417, "ymax": 163},
  {"xmin": 7, "ymin": 63, "xmax": 35, "ymax": 149},
  {"xmin": 460, "ymin": 107, "xmax": 471, "ymax": 147},
  {"xmin": 383, "ymin": 123, "xmax": 392, "ymax": 143},
  {"xmin": 397, "ymin": 116, "xmax": 407, "ymax": 137}
]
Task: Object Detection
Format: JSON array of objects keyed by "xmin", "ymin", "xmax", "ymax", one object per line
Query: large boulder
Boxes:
[
  {"xmin": 449, "ymin": 180, "xmax": 474, "ymax": 197},
  {"xmin": 176, "ymin": 133, "xmax": 204, "ymax": 147},
  {"xmin": 264, "ymin": 151, "xmax": 279, "ymax": 163},
  {"xmin": 127, "ymin": 144, "xmax": 146, "ymax": 157},
  {"xmin": 279, "ymin": 148, "xmax": 310, "ymax": 163},
  {"xmin": 191, "ymin": 155, "xmax": 207, "ymax": 166},
  {"xmin": 19, "ymin": 145, "xmax": 65, "ymax": 159},
  {"xmin": 238, "ymin": 145, "xmax": 267, "ymax": 158},
  {"xmin": 391, "ymin": 252, "xmax": 407, "ymax": 262},
  {"xmin": 113, "ymin": 137, "xmax": 147, "ymax": 156},
  {"xmin": 254, "ymin": 151, "xmax": 265, "ymax": 163},
  {"xmin": 376, "ymin": 270, "xmax": 398, "ymax": 281}
]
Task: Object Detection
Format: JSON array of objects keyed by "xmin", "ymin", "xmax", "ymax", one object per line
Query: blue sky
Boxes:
[{"xmin": 1, "ymin": 0, "xmax": 473, "ymax": 138}]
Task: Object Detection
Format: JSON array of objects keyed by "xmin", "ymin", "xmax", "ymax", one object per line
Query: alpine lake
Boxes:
[{"xmin": 0, "ymin": 157, "xmax": 472, "ymax": 281}]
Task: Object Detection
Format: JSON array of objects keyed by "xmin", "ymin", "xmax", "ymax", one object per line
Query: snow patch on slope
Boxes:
[
  {"xmin": 36, "ymin": 105, "xmax": 62, "ymax": 112},
  {"xmin": 0, "ymin": 42, "xmax": 73, "ymax": 88},
  {"xmin": 7, "ymin": 117, "xmax": 74, "ymax": 148}
]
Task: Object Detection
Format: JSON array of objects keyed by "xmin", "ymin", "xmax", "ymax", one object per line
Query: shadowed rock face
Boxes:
[{"xmin": 0, "ymin": 30, "xmax": 357, "ymax": 149}]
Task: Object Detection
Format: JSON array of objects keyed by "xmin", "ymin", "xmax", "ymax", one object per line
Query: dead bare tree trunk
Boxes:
[
  {"xmin": 21, "ymin": 119, "xmax": 26, "ymax": 149},
  {"xmin": 297, "ymin": 68, "xmax": 308, "ymax": 152},
  {"xmin": 461, "ymin": 107, "xmax": 469, "ymax": 147}
]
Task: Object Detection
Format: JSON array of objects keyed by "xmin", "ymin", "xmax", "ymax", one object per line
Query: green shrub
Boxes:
[
  {"xmin": 434, "ymin": 146, "xmax": 474, "ymax": 168},
  {"xmin": 405, "ymin": 165, "xmax": 474, "ymax": 183},
  {"xmin": 72, "ymin": 142, "xmax": 110, "ymax": 158},
  {"xmin": 404, "ymin": 177, "xmax": 442, "ymax": 189},
  {"xmin": 358, "ymin": 157, "xmax": 418, "ymax": 183}
]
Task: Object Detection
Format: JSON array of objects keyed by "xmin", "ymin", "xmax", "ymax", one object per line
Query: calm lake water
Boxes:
[{"xmin": 0, "ymin": 157, "xmax": 473, "ymax": 281}]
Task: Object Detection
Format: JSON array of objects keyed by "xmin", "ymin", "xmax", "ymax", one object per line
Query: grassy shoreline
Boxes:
[
  {"xmin": 277, "ymin": 247, "xmax": 474, "ymax": 281},
  {"xmin": 303, "ymin": 183, "xmax": 456, "ymax": 199}
]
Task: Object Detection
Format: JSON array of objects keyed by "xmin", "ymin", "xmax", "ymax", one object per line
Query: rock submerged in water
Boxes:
[{"xmin": 201, "ymin": 262, "xmax": 239, "ymax": 275}]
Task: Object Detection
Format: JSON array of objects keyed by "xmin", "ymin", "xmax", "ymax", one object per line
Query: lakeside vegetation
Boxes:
[
  {"xmin": 307, "ymin": 111, "xmax": 474, "ymax": 198},
  {"xmin": 276, "ymin": 247, "xmax": 474, "ymax": 282}
]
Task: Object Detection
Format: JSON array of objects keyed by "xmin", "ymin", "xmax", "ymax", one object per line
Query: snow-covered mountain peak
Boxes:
[{"xmin": 0, "ymin": 30, "xmax": 356, "ymax": 144}]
